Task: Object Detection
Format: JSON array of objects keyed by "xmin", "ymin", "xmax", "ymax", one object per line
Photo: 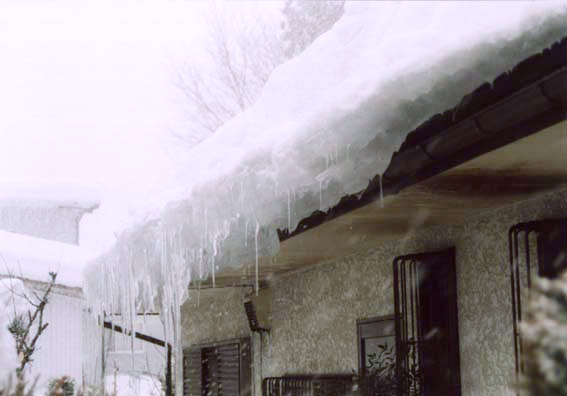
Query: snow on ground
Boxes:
[
  {"xmin": 104, "ymin": 373, "xmax": 162, "ymax": 396},
  {"xmin": 0, "ymin": 230, "xmax": 87, "ymax": 287}
]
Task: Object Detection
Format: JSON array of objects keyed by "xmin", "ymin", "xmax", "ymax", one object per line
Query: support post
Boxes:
[{"xmin": 166, "ymin": 343, "xmax": 172, "ymax": 396}]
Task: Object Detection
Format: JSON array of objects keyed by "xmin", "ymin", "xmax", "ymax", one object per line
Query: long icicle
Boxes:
[
  {"xmin": 379, "ymin": 173, "xmax": 384, "ymax": 208},
  {"xmin": 255, "ymin": 221, "xmax": 260, "ymax": 296}
]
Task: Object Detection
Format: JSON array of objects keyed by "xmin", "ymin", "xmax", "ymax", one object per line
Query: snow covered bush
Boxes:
[
  {"xmin": 521, "ymin": 271, "xmax": 567, "ymax": 396},
  {"xmin": 46, "ymin": 376, "xmax": 75, "ymax": 396}
]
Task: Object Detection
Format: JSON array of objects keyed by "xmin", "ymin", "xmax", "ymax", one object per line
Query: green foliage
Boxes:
[
  {"xmin": 46, "ymin": 376, "xmax": 75, "ymax": 396},
  {"xmin": 521, "ymin": 271, "xmax": 567, "ymax": 396},
  {"xmin": 362, "ymin": 342, "xmax": 422, "ymax": 396}
]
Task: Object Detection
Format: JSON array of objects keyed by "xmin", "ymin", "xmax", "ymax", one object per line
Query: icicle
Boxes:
[
  {"xmin": 254, "ymin": 221, "xmax": 260, "ymax": 296},
  {"xmin": 319, "ymin": 180, "xmax": 323, "ymax": 210},
  {"xmin": 212, "ymin": 253, "xmax": 216, "ymax": 289},
  {"xmin": 346, "ymin": 144, "xmax": 351, "ymax": 161},
  {"xmin": 379, "ymin": 173, "xmax": 384, "ymax": 208},
  {"xmin": 244, "ymin": 220, "xmax": 248, "ymax": 247},
  {"xmin": 274, "ymin": 178, "xmax": 278, "ymax": 198},
  {"xmin": 287, "ymin": 190, "xmax": 291, "ymax": 231}
]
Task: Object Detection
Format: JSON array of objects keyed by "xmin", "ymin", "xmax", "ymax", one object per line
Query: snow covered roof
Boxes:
[
  {"xmin": 0, "ymin": 230, "xmax": 87, "ymax": 288},
  {"xmin": 85, "ymin": 2, "xmax": 567, "ymax": 315},
  {"xmin": 0, "ymin": 184, "xmax": 99, "ymax": 210}
]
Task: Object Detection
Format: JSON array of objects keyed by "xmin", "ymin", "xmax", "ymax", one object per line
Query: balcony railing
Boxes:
[{"xmin": 262, "ymin": 374, "xmax": 354, "ymax": 396}]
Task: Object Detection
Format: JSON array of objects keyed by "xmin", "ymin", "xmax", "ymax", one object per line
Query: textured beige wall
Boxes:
[
  {"xmin": 181, "ymin": 288, "xmax": 251, "ymax": 346},
  {"xmin": 180, "ymin": 187, "xmax": 567, "ymax": 396}
]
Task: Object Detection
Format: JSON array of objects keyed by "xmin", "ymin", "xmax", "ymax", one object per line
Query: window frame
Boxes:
[
  {"xmin": 356, "ymin": 315, "xmax": 395, "ymax": 376},
  {"xmin": 393, "ymin": 247, "xmax": 461, "ymax": 396}
]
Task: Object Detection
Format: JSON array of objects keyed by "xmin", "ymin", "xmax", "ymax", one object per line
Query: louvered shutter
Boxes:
[
  {"xmin": 393, "ymin": 247, "xmax": 461, "ymax": 396},
  {"xmin": 216, "ymin": 343, "xmax": 240, "ymax": 395},
  {"xmin": 183, "ymin": 348, "xmax": 202, "ymax": 396},
  {"xmin": 239, "ymin": 338, "xmax": 252, "ymax": 396},
  {"xmin": 184, "ymin": 338, "xmax": 251, "ymax": 396}
]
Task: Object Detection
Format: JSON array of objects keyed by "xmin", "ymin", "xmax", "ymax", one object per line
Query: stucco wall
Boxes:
[{"xmin": 180, "ymin": 187, "xmax": 567, "ymax": 396}]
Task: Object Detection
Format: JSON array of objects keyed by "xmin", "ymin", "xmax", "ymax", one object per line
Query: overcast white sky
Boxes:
[{"xmin": 0, "ymin": 0, "xmax": 282, "ymax": 255}]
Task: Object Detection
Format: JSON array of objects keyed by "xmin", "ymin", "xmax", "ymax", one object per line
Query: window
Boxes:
[
  {"xmin": 357, "ymin": 316, "xmax": 396, "ymax": 395},
  {"xmin": 357, "ymin": 316, "xmax": 395, "ymax": 376},
  {"xmin": 183, "ymin": 338, "xmax": 251, "ymax": 396},
  {"xmin": 393, "ymin": 247, "xmax": 461, "ymax": 396},
  {"xmin": 509, "ymin": 218, "xmax": 567, "ymax": 376}
]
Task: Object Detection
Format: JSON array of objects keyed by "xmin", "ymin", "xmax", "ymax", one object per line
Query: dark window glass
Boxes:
[
  {"xmin": 537, "ymin": 224, "xmax": 567, "ymax": 279},
  {"xmin": 393, "ymin": 247, "xmax": 461, "ymax": 396}
]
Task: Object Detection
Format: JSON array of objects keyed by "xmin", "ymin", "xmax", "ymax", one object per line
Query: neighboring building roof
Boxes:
[
  {"xmin": 0, "ymin": 184, "xmax": 99, "ymax": 210},
  {"xmin": 0, "ymin": 229, "xmax": 87, "ymax": 288},
  {"xmin": 0, "ymin": 184, "xmax": 100, "ymax": 244}
]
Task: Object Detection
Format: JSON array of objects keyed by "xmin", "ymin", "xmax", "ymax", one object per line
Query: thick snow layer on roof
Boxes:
[
  {"xmin": 0, "ymin": 230, "xmax": 87, "ymax": 288},
  {"xmin": 0, "ymin": 183, "xmax": 99, "ymax": 209},
  {"xmin": 85, "ymin": 0, "xmax": 566, "ymax": 321}
]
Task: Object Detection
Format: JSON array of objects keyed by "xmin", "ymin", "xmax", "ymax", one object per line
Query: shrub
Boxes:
[
  {"xmin": 46, "ymin": 376, "xmax": 75, "ymax": 396},
  {"xmin": 521, "ymin": 271, "xmax": 567, "ymax": 396}
]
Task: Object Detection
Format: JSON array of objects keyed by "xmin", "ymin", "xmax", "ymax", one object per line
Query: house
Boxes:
[
  {"xmin": 175, "ymin": 13, "xmax": 567, "ymax": 396},
  {"xmin": 80, "ymin": 3, "xmax": 567, "ymax": 396}
]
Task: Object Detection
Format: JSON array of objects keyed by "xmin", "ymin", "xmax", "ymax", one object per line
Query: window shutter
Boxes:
[
  {"xmin": 184, "ymin": 338, "xmax": 251, "ymax": 396},
  {"xmin": 393, "ymin": 247, "xmax": 461, "ymax": 396},
  {"xmin": 183, "ymin": 348, "xmax": 202, "ymax": 396},
  {"xmin": 239, "ymin": 338, "xmax": 252, "ymax": 396},
  {"xmin": 217, "ymin": 343, "xmax": 240, "ymax": 395}
]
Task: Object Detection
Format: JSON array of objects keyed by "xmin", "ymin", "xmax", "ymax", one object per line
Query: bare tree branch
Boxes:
[{"xmin": 7, "ymin": 271, "xmax": 57, "ymax": 379}]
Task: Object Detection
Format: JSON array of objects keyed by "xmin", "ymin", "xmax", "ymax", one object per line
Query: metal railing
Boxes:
[{"xmin": 262, "ymin": 375, "xmax": 354, "ymax": 396}]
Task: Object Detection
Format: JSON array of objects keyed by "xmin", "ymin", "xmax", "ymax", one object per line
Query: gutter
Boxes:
[{"xmin": 279, "ymin": 38, "xmax": 567, "ymax": 242}]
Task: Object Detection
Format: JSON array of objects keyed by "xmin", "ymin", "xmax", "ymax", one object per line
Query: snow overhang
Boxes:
[
  {"xmin": 280, "ymin": 37, "xmax": 567, "ymax": 242},
  {"xmin": 0, "ymin": 184, "xmax": 100, "ymax": 211},
  {"xmin": 84, "ymin": 2, "xmax": 567, "ymax": 307},
  {"xmin": 200, "ymin": 38, "xmax": 567, "ymax": 288}
]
